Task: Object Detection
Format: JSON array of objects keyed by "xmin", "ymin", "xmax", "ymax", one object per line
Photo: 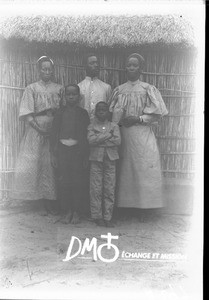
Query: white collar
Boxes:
[
  {"xmin": 127, "ymin": 79, "xmax": 140, "ymax": 85},
  {"xmin": 39, "ymin": 79, "xmax": 52, "ymax": 86},
  {"xmin": 85, "ymin": 76, "xmax": 99, "ymax": 81}
]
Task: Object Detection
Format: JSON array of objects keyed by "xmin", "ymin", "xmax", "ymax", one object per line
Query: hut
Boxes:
[{"xmin": 0, "ymin": 14, "xmax": 196, "ymax": 213}]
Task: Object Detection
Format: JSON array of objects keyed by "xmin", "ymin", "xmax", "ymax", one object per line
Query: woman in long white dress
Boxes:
[
  {"xmin": 11, "ymin": 56, "xmax": 64, "ymax": 215},
  {"xmin": 109, "ymin": 53, "xmax": 168, "ymax": 217}
]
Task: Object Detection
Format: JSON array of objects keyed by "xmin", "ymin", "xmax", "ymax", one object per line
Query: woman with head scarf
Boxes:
[
  {"xmin": 109, "ymin": 53, "xmax": 168, "ymax": 219},
  {"xmin": 10, "ymin": 56, "xmax": 64, "ymax": 215}
]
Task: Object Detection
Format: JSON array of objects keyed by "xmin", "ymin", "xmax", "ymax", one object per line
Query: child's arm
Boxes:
[
  {"xmin": 78, "ymin": 110, "xmax": 90, "ymax": 160},
  {"xmin": 49, "ymin": 111, "xmax": 61, "ymax": 168},
  {"xmin": 103, "ymin": 124, "xmax": 121, "ymax": 147},
  {"xmin": 87, "ymin": 125, "xmax": 112, "ymax": 145},
  {"xmin": 49, "ymin": 110, "xmax": 61, "ymax": 155}
]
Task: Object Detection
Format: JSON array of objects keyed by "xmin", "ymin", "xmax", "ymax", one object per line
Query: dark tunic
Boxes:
[
  {"xmin": 50, "ymin": 105, "xmax": 90, "ymax": 158},
  {"xmin": 50, "ymin": 105, "xmax": 90, "ymax": 212}
]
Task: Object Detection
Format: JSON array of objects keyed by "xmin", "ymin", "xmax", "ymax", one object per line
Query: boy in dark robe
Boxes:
[{"xmin": 50, "ymin": 84, "xmax": 90, "ymax": 224}]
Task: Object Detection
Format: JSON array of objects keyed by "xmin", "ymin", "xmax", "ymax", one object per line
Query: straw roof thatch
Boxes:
[{"xmin": 0, "ymin": 15, "xmax": 194, "ymax": 48}]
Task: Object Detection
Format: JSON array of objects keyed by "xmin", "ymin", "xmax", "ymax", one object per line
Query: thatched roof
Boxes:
[{"xmin": 0, "ymin": 15, "xmax": 194, "ymax": 48}]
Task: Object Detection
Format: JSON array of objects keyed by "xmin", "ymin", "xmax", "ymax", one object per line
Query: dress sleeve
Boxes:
[
  {"xmin": 106, "ymin": 84, "xmax": 112, "ymax": 103},
  {"xmin": 109, "ymin": 87, "xmax": 126, "ymax": 124},
  {"xmin": 59, "ymin": 86, "xmax": 65, "ymax": 107},
  {"xmin": 143, "ymin": 85, "xmax": 168, "ymax": 116},
  {"xmin": 78, "ymin": 110, "xmax": 90, "ymax": 158},
  {"xmin": 77, "ymin": 82, "xmax": 85, "ymax": 109},
  {"xmin": 19, "ymin": 85, "xmax": 35, "ymax": 118},
  {"xmin": 108, "ymin": 87, "xmax": 119, "ymax": 108}
]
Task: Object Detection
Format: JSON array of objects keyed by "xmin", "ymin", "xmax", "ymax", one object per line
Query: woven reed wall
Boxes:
[{"xmin": 0, "ymin": 42, "xmax": 196, "ymax": 199}]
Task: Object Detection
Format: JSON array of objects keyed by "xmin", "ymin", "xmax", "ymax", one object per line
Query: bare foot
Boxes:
[
  {"xmin": 104, "ymin": 220, "xmax": 115, "ymax": 228},
  {"xmin": 44, "ymin": 200, "xmax": 57, "ymax": 215},
  {"xmin": 48, "ymin": 209, "xmax": 60, "ymax": 216},
  {"xmin": 71, "ymin": 212, "xmax": 80, "ymax": 224},
  {"xmin": 59, "ymin": 212, "xmax": 72, "ymax": 224},
  {"xmin": 39, "ymin": 209, "xmax": 48, "ymax": 216},
  {"xmin": 39, "ymin": 199, "xmax": 50, "ymax": 216}
]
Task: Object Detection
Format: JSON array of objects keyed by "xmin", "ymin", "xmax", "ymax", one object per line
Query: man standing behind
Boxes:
[{"xmin": 78, "ymin": 54, "xmax": 112, "ymax": 120}]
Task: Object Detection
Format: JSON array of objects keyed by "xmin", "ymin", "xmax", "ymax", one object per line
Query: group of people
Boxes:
[{"xmin": 11, "ymin": 53, "xmax": 168, "ymax": 227}]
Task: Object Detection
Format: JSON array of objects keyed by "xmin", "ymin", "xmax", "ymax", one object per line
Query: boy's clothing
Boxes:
[
  {"xmin": 88, "ymin": 119, "xmax": 120, "ymax": 161},
  {"xmin": 50, "ymin": 105, "xmax": 90, "ymax": 213},
  {"xmin": 57, "ymin": 143, "xmax": 82, "ymax": 212},
  {"xmin": 59, "ymin": 106, "xmax": 76, "ymax": 140},
  {"xmin": 90, "ymin": 157, "xmax": 116, "ymax": 221},
  {"xmin": 50, "ymin": 105, "xmax": 90, "ymax": 157},
  {"xmin": 87, "ymin": 118, "xmax": 121, "ymax": 221},
  {"xmin": 78, "ymin": 76, "xmax": 111, "ymax": 213}
]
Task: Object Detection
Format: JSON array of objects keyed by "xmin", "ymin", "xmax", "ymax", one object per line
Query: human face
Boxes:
[
  {"xmin": 65, "ymin": 86, "xmax": 80, "ymax": 107},
  {"xmin": 126, "ymin": 57, "xmax": 141, "ymax": 81},
  {"xmin": 40, "ymin": 61, "xmax": 53, "ymax": 82},
  {"xmin": 95, "ymin": 103, "xmax": 109, "ymax": 122},
  {"xmin": 86, "ymin": 56, "xmax": 99, "ymax": 78}
]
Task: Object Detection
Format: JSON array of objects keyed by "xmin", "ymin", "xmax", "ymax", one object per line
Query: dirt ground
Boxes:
[{"xmin": 0, "ymin": 199, "xmax": 201, "ymax": 300}]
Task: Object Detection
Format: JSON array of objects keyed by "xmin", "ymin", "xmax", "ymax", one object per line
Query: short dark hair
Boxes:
[
  {"xmin": 65, "ymin": 84, "xmax": 80, "ymax": 94},
  {"xmin": 95, "ymin": 101, "xmax": 109, "ymax": 111},
  {"xmin": 84, "ymin": 53, "xmax": 98, "ymax": 66}
]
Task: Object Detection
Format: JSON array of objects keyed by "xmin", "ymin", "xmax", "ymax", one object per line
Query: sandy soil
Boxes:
[{"xmin": 0, "ymin": 200, "xmax": 199, "ymax": 300}]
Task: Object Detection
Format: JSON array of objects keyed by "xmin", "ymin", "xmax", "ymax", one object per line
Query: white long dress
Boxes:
[
  {"xmin": 109, "ymin": 80, "xmax": 168, "ymax": 208},
  {"xmin": 11, "ymin": 80, "xmax": 63, "ymax": 200}
]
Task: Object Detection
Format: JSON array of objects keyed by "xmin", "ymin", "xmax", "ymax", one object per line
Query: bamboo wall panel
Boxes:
[{"xmin": 0, "ymin": 44, "xmax": 196, "ymax": 197}]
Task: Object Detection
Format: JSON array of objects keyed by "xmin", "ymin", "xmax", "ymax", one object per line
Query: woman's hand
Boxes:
[
  {"xmin": 41, "ymin": 130, "xmax": 50, "ymax": 137},
  {"xmin": 122, "ymin": 116, "xmax": 139, "ymax": 127},
  {"xmin": 50, "ymin": 153, "xmax": 57, "ymax": 168},
  {"xmin": 35, "ymin": 127, "xmax": 50, "ymax": 137},
  {"xmin": 83, "ymin": 159, "xmax": 89, "ymax": 169},
  {"xmin": 28, "ymin": 116, "xmax": 50, "ymax": 136}
]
